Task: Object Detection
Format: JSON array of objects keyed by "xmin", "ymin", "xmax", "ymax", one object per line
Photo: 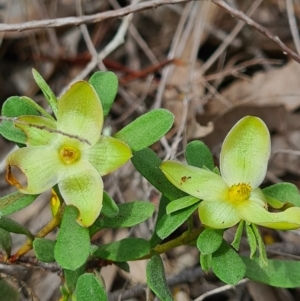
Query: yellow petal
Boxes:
[
  {"xmin": 58, "ymin": 161, "xmax": 103, "ymax": 227},
  {"xmin": 57, "ymin": 81, "xmax": 103, "ymax": 148},
  {"xmin": 6, "ymin": 146, "xmax": 63, "ymax": 194},
  {"xmin": 82, "ymin": 136, "xmax": 132, "ymax": 176},
  {"xmin": 220, "ymin": 116, "xmax": 270, "ymax": 188},
  {"xmin": 160, "ymin": 161, "xmax": 228, "ymax": 200}
]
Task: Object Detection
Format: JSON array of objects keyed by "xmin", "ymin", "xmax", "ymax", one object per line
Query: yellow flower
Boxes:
[
  {"xmin": 6, "ymin": 81, "xmax": 132, "ymax": 227},
  {"xmin": 161, "ymin": 116, "xmax": 300, "ymax": 229}
]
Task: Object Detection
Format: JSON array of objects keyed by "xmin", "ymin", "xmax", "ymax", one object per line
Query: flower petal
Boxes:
[
  {"xmin": 6, "ymin": 146, "xmax": 63, "ymax": 194},
  {"xmin": 82, "ymin": 136, "xmax": 132, "ymax": 176},
  {"xmin": 236, "ymin": 201, "xmax": 300, "ymax": 230},
  {"xmin": 160, "ymin": 161, "xmax": 228, "ymax": 200},
  {"xmin": 199, "ymin": 200, "xmax": 241, "ymax": 229},
  {"xmin": 58, "ymin": 161, "xmax": 103, "ymax": 227},
  {"xmin": 15, "ymin": 116, "xmax": 57, "ymax": 146},
  {"xmin": 220, "ymin": 116, "xmax": 270, "ymax": 188},
  {"xmin": 57, "ymin": 81, "xmax": 103, "ymax": 148}
]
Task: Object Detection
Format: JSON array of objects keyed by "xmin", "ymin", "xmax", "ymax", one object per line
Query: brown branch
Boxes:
[
  {"xmin": 0, "ymin": 0, "xmax": 298, "ymax": 66},
  {"xmin": 0, "ymin": 0, "xmax": 198, "ymax": 32},
  {"xmin": 211, "ymin": 0, "xmax": 300, "ymax": 64}
]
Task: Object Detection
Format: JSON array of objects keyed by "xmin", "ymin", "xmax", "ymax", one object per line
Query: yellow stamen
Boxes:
[
  {"xmin": 59, "ymin": 146, "xmax": 80, "ymax": 164},
  {"xmin": 228, "ymin": 183, "xmax": 252, "ymax": 203}
]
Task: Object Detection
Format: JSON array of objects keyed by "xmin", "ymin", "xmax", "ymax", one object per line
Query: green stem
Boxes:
[{"xmin": 138, "ymin": 228, "xmax": 202, "ymax": 260}]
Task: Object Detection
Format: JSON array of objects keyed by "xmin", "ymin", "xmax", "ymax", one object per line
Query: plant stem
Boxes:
[
  {"xmin": 138, "ymin": 228, "xmax": 202, "ymax": 260},
  {"xmin": 9, "ymin": 207, "xmax": 63, "ymax": 262}
]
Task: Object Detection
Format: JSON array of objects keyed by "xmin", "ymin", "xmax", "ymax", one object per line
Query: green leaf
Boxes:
[
  {"xmin": 0, "ymin": 228, "xmax": 11, "ymax": 255},
  {"xmin": 114, "ymin": 109, "xmax": 174, "ymax": 151},
  {"xmin": 251, "ymin": 224, "xmax": 267, "ymax": 267},
  {"xmin": 64, "ymin": 265, "xmax": 86, "ymax": 293},
  {"xmin": 54, "ymin": 206, "xmax": 90, "ymax": 270},
  {"xmin": 114, "ymin": 261, "xmax": 130, "ymax": 272},
  {"xmin": 101, "ymin": 191, "xmax": 119, "ymax": 217},
  {"xmin": 263, "ymin": 182, "xmax": 300, "ymax": 207},
  {"xmin": 33, "ymin": 238, "xmax": 55, "ymax": 262},
  {"xmin": 0, "ymin": 279, "xmax": 19, "ymax": 301},
  {"xmin": 75, "ymin": 273, "xmax": 108, "ymax": 301},
  {"xmin": 156, "ymin": 202, "xmax": 198, "ymax": 239},
  {"xmin": 245, "ymin": 224, "xmax": 257, "ymax": 258},
  {"xmin": 0, "ymin": 191, "xmax": 38, "ymax": 216},
  {"xmin": 185, "ymin": 141, "xmax": 215, "ymax": 170},
  {"xmin": 0, "ymin": 96, "xmax": 40, "ymax": 144},
  {"xmin": 132, "ymin": 148, "xmax": 186, "ymax": 201},
  {"xmin": 166, "ymin": 195, "xmax": 200, "ymax": 214},
  {"xmin": 146, "ymin": 254, "xmax": 173, "ymax": 301},
  {"xmin": 211, "ymin": 240, "xmax": 246, "ymax": 284},
  {"xmin": 197, "ymin": 229, "xmax": 223, "ymax": 255},
  {"xmin": 149, "ymin": 195, "xmax": 169, "ymax": 247},
  {"xmin": 32, "ymin": 69, "xmax": 58, "ymax": 116},
  {"xmin": 200, "ymin": 253, "xmax": 212, "ymax": 272},
  {"xmin": 94, "ymin": 238, "xmax": 150, "ymax": 261},
  {"xmin": 231, "ymin": 220, "xmax": 244, "ymax": 251},
  {"xmin": 89, "ymin": 71, "xmax": 118, "ymax": 116},
  {"xmin": 243, "ymin": 257, "xmax": 300, "ymax": 288},
  {"xmin": 0, "ymin": 216, "xmax": 33, "ymax": 239},
  {"xmin": 93, "ymin": 201, "xmax": 155, "ymax": 232}
]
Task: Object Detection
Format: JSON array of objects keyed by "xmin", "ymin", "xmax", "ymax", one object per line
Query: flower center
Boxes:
[
  {"xmin": 59, "ymin": 146, "xmax": 80, "ymax": 164},
  {"xmin": 228, "ymin": 183, "xmax": 252, "ymax": 203}
]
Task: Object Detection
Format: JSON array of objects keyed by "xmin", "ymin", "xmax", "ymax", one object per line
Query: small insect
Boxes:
[{"xmin": 180, "ymin": 176, "xmax": 191, "ymax": 185}]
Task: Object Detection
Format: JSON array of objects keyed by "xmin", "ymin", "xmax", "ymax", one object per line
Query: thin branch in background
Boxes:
[
  {"xmin": 286, "ymin": 0, "xmax": 300, "ymax": 54},
  {"xmin": 193, "ymin": 279, "xmax": 249, "ymax": 301},
  {"xmin": 211, "ymin": 0, "xmax": 300, "ymax": 64},
  {"xmin": 108, "ymin": 266, "xmax": 205, "ymax": 301},
  {"xmin": 75, "ymin": 0, "xmax": 106, "ymax": 71},
  {"xmin": 0, "ymin": 273, "xmax": 40, "ymax": 301},
  {"xmin": 70, "ymin": 0, "xmax": 140, "ymax": 85},
  {"xmin": 200, "ymin": 0, "xmax": 263, "ymax": 75},
  {"xmin": 154, "ymin": 2, "xmax": 195, "ymax": 109}
]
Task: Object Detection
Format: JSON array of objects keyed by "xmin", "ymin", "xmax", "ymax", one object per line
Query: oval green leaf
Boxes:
[
  {"xmin": 0, "ymin": 96, "xmax": 41, "ymax": 144},
  {"xmin": 33, "ymin": 238, "xmax": 55, "ymax": 262},
  {"xmin": 89, "ymin": 71, "xmax": 118, "ymax": 116},
  {"xmin": 75, "ymin": 273, "xmax": 108, "ymax": 301},
  {"xmin": 94, "ymin": 201, "xmax": 155, "ymax": 231},
  {"xmin": 0, "ymin": 216, "xmax": 33, "ymax": 239},
  {"xmin": 132, "ymin": 148, "xmax": 186, "ymax": 201},
  {"xmin": 146, "ymin": 254, "xmax": 173, "ymax": 301},
  {"xmin": 54, "ymin": 206, "xmax": 90, "ymax": 270},
  {"xmin": 156, "ymin": 202, "xmax": 198, "ymax": 239},
  {"xmin": 0, "ymin": 228, "xmax": 11, "ymax": 255},
  {"xmin": 101, "ymin": 191, "xmax": 119, "ymax": 218},
  {"xmin": 0, "ymin": 191, "xmax": 38, "ymax": 216},
  {"xmin": 211, "ymin": 240, "xmax": 246, "ymax": 284},
  {"xmin": 114, "ymin": 109, "xmax": 174, "ymax": 151},
  {"xmin": 166, "ymin": 195, "xmax": 200, "ymax": 214},
  {"xmin": 94, "ymin": 238, "xmax": 150, "ymax": 261},
  {"xmin": 185, "ymin": 140, "xmax": 215, "ymax": 170},
  {"xmin": 197, "ymin": 229, "xmax": 224, "ymax": 255},
  {"xmin": 263, "ymin": 182, "xmax": 300, "ymax": 207},
  {"xmin": 243, "ymin": 257, "xmax": 300, "ymax": 288}
]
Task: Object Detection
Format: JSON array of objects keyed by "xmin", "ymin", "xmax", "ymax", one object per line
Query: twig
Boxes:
[
  {"xmin": 75, "ymin": 0, "xmax": 106, "ymax": 70},
  {"xmin": 203, "ymin": 58, "xmax": 282, "ymax": 81},
  {"xmin": 108, "ymin": 266, "xmax": 205, "ymax": 301},
  {"xmin": 70, "ymin": 1, "xmax": 138, "ymax": 83},
  {"xmin": 200, "ymin": 0, "xmax": 263, "ymax": 75},
  {"xmin": 193, "ymin": 279, "xmax": 249, "ymax": 301},
  {"xmin": 0, "ymin": 116, "xmax": 92, "ymax": 145},
  {"xmin": 0, "ymin": 273, "xmax": 40, "ymax": 301},
  {"xmin": 0, "ymin": 0, "xmax": 197, "ymax": 32},
  {"xmin": 286, "ymin": 0, "xmax": 300, "ymax": 54},
  {"xmin": 211, "ymin": 0, "xmax": 300, "ymax": 64}
]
